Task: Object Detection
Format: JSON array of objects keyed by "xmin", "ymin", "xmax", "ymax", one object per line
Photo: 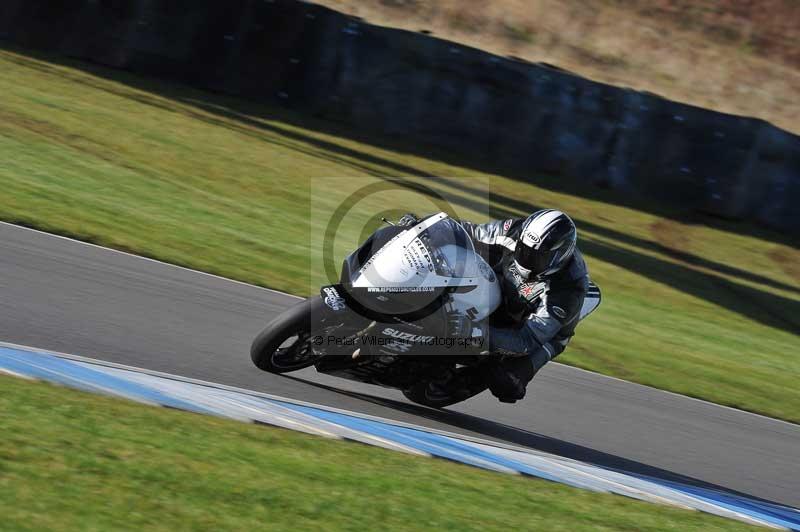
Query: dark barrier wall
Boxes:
[{"xmin": 2, "ymin": 0, "xmax": 799, "ymax": 231}]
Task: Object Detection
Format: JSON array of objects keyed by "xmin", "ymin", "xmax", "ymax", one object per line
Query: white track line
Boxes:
[
  {"xmin": 0, "ymin": 222, "xmax": 302, "ymax": 300},
  {"xmin": 2, "ymin": 221, "xmax": 796, "ymax": 429},
  {"xmin": 559, "ymin": 364, "xmax": 800, "ymax": 429},
  {"xmin": 0, "ymin": 367, "xmax": 34, "ymax": 379}
]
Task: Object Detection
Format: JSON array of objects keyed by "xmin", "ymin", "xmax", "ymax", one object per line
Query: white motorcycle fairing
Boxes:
[{"xmin": 350, "ymin": 212, "xmax": 501, "ymax": 321}]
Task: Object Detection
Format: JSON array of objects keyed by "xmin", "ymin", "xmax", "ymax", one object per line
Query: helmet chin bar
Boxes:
[
  {"xmin": 516, "ymin": 259, "xmax": 563, "ymax": 281},
  {"xmin": 513, "ymin": 260, "xmax": 532, "ymax": 280},
  {"xmin": 538, "ymin": 265, "xmax": 560, "ymax": 278}
]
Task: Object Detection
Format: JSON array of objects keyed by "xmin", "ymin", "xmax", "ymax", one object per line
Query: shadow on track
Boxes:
[{"xmin": 283, "ymin": 374, "xmax": 790, "ymax": 508}]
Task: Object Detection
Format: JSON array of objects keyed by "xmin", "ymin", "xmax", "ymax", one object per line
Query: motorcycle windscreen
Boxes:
[{"xmin": 346, "ymin": 213, "xmax": 478, "ymax": 319}]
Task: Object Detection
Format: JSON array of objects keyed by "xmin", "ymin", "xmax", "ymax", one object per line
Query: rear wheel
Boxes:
[
  {"xmin": 251, "ymin": 297, "xmax": 325, "ymax": 373},
  {"xmin": 402, "ymin": 373, "xmax": 487, "ymax": 408}
]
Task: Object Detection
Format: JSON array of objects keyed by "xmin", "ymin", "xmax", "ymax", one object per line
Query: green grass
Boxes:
[
  {"xmin": 0, "ymin": 375, "xmax": 757, "ymax": 531},
  {"xmin": 0, "ymin": 47, "xmax": 798, "ymax": 422}
]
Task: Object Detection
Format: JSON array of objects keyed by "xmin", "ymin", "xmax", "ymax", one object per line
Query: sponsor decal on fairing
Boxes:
[{"xmin": 323, "ymin": 286, "xmax": 346, "ymax": 311}]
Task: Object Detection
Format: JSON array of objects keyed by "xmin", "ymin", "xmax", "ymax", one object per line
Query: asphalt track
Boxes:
[{"xmin": 2, "ymin": 222, "xmax": 799, "ymax": 508}]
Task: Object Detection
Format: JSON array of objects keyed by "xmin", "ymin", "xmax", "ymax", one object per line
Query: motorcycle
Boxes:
[{"xmin": 251, "ymin": 212, "xmax": 601, "ymax": 408}]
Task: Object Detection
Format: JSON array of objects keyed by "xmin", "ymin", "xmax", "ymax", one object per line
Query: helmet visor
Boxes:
[{"xmin": 514, "ymin": 243, "xmax": 559, "ymax": 278}]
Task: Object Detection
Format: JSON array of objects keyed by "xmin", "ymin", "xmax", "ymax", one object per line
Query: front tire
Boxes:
[{"xmin": 251, "ymin": 296, "xmax": 325, "ymax": 373}]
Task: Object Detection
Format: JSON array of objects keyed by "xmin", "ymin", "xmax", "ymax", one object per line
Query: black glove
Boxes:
[
  {"xmin": 486, "ymin": 356, "xmax": 535, "ymax": 403},
  {"xmin": 398, "ymin": 213, "xmax": 419, "ymax": 227}
]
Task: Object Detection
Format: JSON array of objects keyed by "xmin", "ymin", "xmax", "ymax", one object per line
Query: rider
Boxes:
[{"xmin": 401, "ymin": 210, "xmax": 589, "ymax": 403}]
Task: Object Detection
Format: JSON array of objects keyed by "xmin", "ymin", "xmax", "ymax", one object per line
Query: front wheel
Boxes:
[{"xmin": 250, "ymin": 296, "xmax": 325, "ymax": 373}]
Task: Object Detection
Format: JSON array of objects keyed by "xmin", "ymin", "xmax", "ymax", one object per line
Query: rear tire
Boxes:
[
  {"xmin": 251, "ymin": 296, "xmax": 325, "ymax": 373},
  {"xmin": 402, "ymin": 379, "xmax": 487, "ymax": 408}
]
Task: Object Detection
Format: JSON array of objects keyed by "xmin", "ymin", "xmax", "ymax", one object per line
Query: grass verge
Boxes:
[
  {"xmin": 0, "ymin": 47, "xmax": 798, "ymax": 421},
  {"xmin": 0, "ymin": 374, "xmax": 757, "ymax": 531}
]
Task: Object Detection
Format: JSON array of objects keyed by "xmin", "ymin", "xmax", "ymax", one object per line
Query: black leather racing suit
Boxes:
[{"xmin": 461, "ymin": 218, "xmax": 589, "ymax": 401}]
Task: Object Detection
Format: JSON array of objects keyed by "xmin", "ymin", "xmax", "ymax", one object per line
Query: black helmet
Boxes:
[{"xmin": 514, "ymin": 210, "xmax": 577, "ymax": 279}]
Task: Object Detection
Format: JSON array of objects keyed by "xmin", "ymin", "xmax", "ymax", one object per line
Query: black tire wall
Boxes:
[{"xmin": 3, "ymin": 0, "xmax": 798, "ymax": 232}]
